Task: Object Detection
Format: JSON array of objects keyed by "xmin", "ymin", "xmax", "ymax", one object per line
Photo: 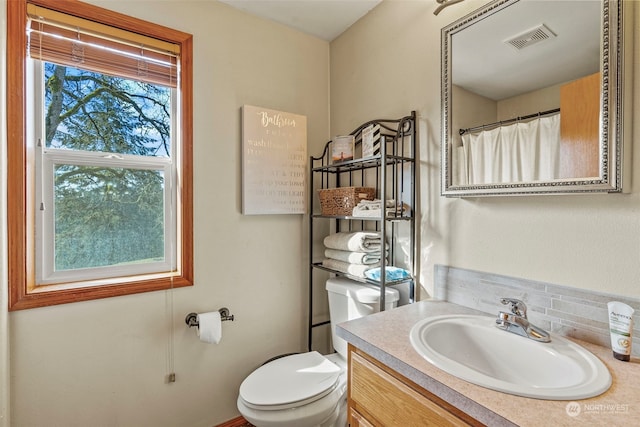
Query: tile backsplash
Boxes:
[{"xmin": 434, "ymin": 265, "xmax": 640, "ymax": 357}]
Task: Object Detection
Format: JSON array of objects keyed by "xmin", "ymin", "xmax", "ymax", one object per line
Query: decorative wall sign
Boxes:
[{"xmin": 242, "ymin": 105, "xmax": 307, "ymax": 215}]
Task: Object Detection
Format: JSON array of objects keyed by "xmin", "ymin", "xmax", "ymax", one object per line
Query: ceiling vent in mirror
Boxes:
[{"xmin": 505, "ymin": 24, "xmax": 556, "ymax": 50}]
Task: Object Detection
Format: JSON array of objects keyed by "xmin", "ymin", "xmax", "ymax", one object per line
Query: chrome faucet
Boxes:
[{"xmin": 495, "ymin": 298, "xmax": 551, "ymax": 343}]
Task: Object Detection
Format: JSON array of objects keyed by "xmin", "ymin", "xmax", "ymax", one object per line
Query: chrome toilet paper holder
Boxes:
[{"xmin": 185, "ymin": 307, "xmax": 235, "ymax": 329}]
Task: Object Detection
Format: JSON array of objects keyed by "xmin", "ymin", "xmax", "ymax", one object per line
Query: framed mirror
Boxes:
[{"xmin": 441, "ymin": 0, "xmax": 630, "ymax": 197}]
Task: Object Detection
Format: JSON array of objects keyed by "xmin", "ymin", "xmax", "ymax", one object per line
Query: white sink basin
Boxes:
[{"xmin": 409, "ymin": 314, "xmax": 611, "ymax": 400}]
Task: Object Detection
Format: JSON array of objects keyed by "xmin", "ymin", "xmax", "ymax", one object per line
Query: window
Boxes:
[{"xmin": 7, "ymin": 0, "xmax": 193, "ymax": 309}]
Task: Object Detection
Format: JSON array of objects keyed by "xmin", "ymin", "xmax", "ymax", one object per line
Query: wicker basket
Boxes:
[{"xmin": 318, "ymin": 187, "xmax": 376, "ymax": 216}]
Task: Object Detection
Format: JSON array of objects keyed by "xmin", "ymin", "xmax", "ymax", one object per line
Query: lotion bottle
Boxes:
[{"xmin": 607, "ymin": 301, "xmax": 634, "ymax": 361}]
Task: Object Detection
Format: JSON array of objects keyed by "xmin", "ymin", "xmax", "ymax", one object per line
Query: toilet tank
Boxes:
[{"xmin": 326, "ymin": 277, "xmax": 400, "ymax": 358}]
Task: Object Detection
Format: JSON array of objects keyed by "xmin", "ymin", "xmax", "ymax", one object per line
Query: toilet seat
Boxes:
[{"xmin": 239, "ymin": 351, "xmax": 341, "ymax": 411}]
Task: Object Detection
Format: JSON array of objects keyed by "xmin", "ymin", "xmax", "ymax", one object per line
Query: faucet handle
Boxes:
[{"xmin": 500, "ymin": 298, "xmax": 527, "ymax": 318}]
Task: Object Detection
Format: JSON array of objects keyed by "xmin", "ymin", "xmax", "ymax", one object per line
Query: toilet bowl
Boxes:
[
  {"xmin": 237, "ymin": 277, "xmax": 399, "ymax": 427},
  {"xmin": 237, "ymin": 352, "xmax": 347, "ymax": 427}
]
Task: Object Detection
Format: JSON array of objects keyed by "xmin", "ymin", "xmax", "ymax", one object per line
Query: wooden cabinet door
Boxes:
[
  {"xmin": 348, "ymin": 347, "xmax": 478, "ymax": 426},
  {"xmin": 559, "ymin": 72, "xmax": 600, "ymax": 179}
]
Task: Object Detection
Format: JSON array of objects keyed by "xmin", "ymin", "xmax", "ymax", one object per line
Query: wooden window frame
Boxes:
[{"xmin": 7, "ymin": 0, "xmax": 194, "ymax": 310}]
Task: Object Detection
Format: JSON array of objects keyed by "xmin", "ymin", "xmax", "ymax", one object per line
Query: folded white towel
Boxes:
[
  {"xmin": 322, "ymin": 258, "xmax": 378, "ymax": 278},
  {"xmin": 351, "ymin": 207, "xmax": 383, "ymax": 218},
  {"xmin": 323, "ymin": 231, "xmax": 381, "ymax": 252},
  {"xmin": 386, "ymin": 201, "xmax": 410, "ymax": 217},
  {"xmin": 324, "ymin": 248, "xmax": 382, "ymax": 265},
  {"xmin": 354, "ymin": 200, "xmax": 383, "ymax": 210}
]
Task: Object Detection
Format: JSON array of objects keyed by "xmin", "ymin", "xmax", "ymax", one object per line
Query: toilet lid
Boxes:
[{"xmin": 239, "ymin": 351, "xmax": 341, "ymax": 408}]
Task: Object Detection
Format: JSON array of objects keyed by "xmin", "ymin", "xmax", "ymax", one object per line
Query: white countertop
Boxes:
[{"xmin": 337, "ymin": 300, "xmax": 640, "ymax": 426}]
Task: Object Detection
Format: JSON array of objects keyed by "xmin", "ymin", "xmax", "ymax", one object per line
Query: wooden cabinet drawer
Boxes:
[{"xmin": 349, "ymin": 407, "xmax": 375, "ymax": 427}]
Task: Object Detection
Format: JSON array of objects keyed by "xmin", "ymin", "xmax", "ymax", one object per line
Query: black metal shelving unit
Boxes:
[{"xmin": 308, "ymin": 111, "xmax": 417, "ymax": 351}]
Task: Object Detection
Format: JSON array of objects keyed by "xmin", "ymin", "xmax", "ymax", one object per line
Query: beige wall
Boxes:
[
  {"xmin": 497, "ymin": 82, "xmax": 561, "ymax": 120},
  {"xmin": 2, "ymin": 0, "xmax": 640, "ymax": 426},
  {"xmin": 451, "ymin": 85, "xmax": 497, "ymax": 147},
  {"xmin": 1, "ymin": 0, "xmax": 329, "ymax": 426},
  {"xmin": 330, "ymin": 0, "xmax": 640, "ymax": 300}
]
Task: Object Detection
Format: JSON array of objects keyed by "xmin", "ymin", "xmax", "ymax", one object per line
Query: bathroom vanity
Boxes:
[{"xmin": 338, "ymin": 301, "xmax": 640, "ymax": 426}]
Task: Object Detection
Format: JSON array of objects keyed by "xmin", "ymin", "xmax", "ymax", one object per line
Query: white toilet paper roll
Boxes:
[{"xmin": 196, "ymin": 311, "xmax": 222, "ymax": 344}]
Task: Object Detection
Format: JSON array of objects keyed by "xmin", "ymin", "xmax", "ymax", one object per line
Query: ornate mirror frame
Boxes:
[{"xmin": 441, "ymin": 0, "xmax": 631, "ymax": 197}]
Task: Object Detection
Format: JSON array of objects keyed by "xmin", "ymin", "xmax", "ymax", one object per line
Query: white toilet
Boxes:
[{"xmin": 237, "ymin": 277, "xmax": 399, "ymax": 427}]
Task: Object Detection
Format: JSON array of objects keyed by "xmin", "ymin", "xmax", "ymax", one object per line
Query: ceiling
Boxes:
[{"xmin": 218, "ymin": 0, "xmax": 382, "ymax": 41}]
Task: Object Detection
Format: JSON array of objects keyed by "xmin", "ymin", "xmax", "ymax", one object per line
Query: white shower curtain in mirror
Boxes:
[{"xmin": 459, "ymin": 114, "xmax": 561, "ymax": 185}]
